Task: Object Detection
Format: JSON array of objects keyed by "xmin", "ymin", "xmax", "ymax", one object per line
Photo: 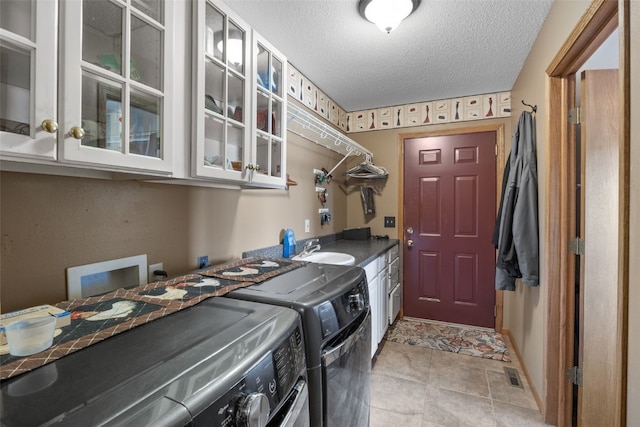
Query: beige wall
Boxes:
[
  {"xmin": 628, "ymin": 0, "xmax": 639, "ymax": 423},
  {"xmin": 0, "ymin": 134, "xmax": 346, "ymax": 312},
  {"xmin": 505, "ymin": 0, "xmax": 592, "ymax": 400}
]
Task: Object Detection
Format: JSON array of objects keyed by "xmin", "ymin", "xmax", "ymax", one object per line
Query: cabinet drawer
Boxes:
[
  {"xmin": 387, "ymin": 269, "xmax": 399, "ymax": 294},
  {"xmin": 388, "ymin": 283, "xmax": 401, "ymax": 325},
  {"xmin": 388, "ymin": 257, "xmax": 399, "ymax": 276},
  {"xmin": 386, "ymin": 244, "xmax": 399, "ymax": 263}
]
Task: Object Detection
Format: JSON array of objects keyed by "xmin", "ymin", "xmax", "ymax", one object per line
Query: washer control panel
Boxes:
[
  {"xmin": 317, "ymin": 277, "xmax": 369, "ymax": 339},
  {"xmin": 195, "ymin": 327, "xmax": 305, "ymax": 426}
]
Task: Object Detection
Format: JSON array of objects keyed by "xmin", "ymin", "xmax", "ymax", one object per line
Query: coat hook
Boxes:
[{"xmin": 521, "ymin": 100, "xmax": 537, "ymax": 113}]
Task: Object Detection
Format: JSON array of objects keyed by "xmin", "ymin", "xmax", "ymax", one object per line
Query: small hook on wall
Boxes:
[{"xmin": 521, "ymin": 100, "xmax": 538, "ymax": 113}]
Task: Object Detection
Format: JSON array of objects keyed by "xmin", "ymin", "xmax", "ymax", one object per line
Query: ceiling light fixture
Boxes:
[
  {"xmin": 216, "ymin": 29, "xmax": 244, "ymax": 67},
  {"xmin": 358, "ymin": 0, "xmax": 420, "ymax": 33}
]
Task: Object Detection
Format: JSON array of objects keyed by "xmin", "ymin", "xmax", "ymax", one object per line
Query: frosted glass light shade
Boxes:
[{"xmin": 359, "ymin": 0, "xmax": 419, "ymax": 33}]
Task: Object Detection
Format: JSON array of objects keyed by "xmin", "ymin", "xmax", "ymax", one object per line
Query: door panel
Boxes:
[
  {"xmin": 578, "ymin": 69, "xmax": 620, "ymax": 426},
  {"xmin": 404, "ymin": 131, "xmax": 496, "ymax": 328}
]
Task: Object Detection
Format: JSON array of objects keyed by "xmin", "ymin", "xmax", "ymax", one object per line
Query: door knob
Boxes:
[
  {"xmin": 69, "ymin": 126, "xmax": 85, "ymax": 139},
  {"xmin": 406, "ymin": 227, "xmax": 414, "ymax": 235},
  {"xmin": 41, "ymin": 119, "xmax": 58, "ymax": 133},
  {"xmin": 407, "ymin": 239, "xmax": 414, "ymax": 247}
]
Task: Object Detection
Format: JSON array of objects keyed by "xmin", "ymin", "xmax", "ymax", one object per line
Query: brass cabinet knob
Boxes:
[
  {"xmin": 407, "ymin": 239, "xmax": 414, "ymax": 247},
  {"xmin": 69, "ymin": 126, "xmax": 85, "ymax": 139},
  {"xmin": 245, "ymin": 163, "xmax": 254, "ymax": 171},
  {"xmin": 41, "ymin": 119, "xmax": 58, "ymax": 133}
]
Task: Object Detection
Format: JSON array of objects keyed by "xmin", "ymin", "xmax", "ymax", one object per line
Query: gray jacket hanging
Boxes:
[{"xmin": 494, "ymin": 111, "xmax": 539, "ymax": 291}]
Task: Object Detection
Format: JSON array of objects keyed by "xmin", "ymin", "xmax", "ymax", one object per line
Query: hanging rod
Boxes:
[
  {"xmin": 287, "ymin": 104, "xmax": 373, "ymax": 163},
  {"xmin": 521, "ymin": 100, "xmax": 537, "ymax": 113}
]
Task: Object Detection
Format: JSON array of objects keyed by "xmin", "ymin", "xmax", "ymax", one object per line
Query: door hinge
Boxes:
[
  {"xmin": 566, "ymin": 366, "xmax": 583, "ymax": 386},
  {"xmin": 569, "ymin": 107, "xmax": 582, "ymax": 125},
  {"xmin": 569, "ymin": 237, "xmax": 585, "ymax": 255},
  {"xmin": 495, "ymin": 144, "xmax": 498, "ymax": 156},
  {"xmin": 494, "ymin": 305, "xmax": 497, "ymax": 317}
]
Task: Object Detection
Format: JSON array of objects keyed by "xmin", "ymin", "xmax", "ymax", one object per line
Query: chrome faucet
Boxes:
[{"xmin": 299, "ymin": 239, "xmax": 321, "ymax": 257}]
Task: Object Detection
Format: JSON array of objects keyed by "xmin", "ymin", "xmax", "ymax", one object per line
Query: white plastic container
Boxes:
[{"xmin": 5, "ymin": 316, "xmax": 56, "ymax": 356}]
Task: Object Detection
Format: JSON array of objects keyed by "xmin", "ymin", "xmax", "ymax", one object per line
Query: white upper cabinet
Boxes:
[
  {"xmin": 192, "ymin": 0, "xmax": 251, "ymax": 182},
  {"xmin": 248, "ymin": 31, "xmax": 287, "ymax": 188},
  {"xmin": 0, "ymin": 0, "xmax": 58, "ymax": 161},
  {"xmin": 192, "ymin": 0, "xmax": 287, "ymax": 188},
  {"xmin": 58, "ymin": 0, "xmax": 174, "ymax": 174}
]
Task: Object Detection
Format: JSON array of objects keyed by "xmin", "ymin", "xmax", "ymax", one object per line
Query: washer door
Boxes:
[{"xmin": 321, "ymin": 312, "xmax": 371, "ymax": 427}]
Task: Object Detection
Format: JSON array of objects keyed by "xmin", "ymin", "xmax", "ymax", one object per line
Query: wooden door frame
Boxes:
[
  {"xmin": 397, "ymin": 123, "xmax": 506, "ymax": 332},
  {"xmin": 544, "ymin": 0, "xmax": 629, "ymax": 425}
]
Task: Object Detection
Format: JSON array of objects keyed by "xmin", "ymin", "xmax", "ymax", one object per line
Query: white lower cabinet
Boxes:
[
  {"xmin": 363, "ymin": 245, "xmax": 401, "ymax": 359},
  {"xmin": 367, "ymin": 270, "xmax": 379, "ymax": 359},
  {"xmin": 364, "ymin": 253, "xmax": 386, "ymax": 358},
  {"xmin": 378, "ymin": 265, "xmax": 388, "ymax": 342},
  {"xmin": 387, "ymin": 244, "xmax": 401, "ymax": 325}
]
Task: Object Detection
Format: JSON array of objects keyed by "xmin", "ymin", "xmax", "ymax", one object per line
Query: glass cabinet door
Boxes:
[
  {"xmin": 250, "ymin": 32, "xmax": 287, "ymax": 187},
  {"xmin": 0, "ymin": 0, "xmax": 57, "ymax": 161},
  {"xmin": 60, "ymin": 0, "xmax": 173, "ymax": 173},
  {"xmin": 193, "ymin": 0, "xmax": 250, "ymax": 180}
]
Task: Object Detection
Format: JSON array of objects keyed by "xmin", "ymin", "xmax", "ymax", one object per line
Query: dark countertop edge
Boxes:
[{"xmin": 242, "ymin": 235, "xmax": 399, "ymax": 268}]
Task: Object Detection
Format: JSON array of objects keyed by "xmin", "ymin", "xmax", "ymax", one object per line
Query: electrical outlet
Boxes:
[
  {"xmin": 198, "ymin": 255, "xmax": 209, "ymax": 269},
  {"xmin": 305, "ymin": 219, "xmax": 310, "ymax": 233},
  {"xmin": 148, "ymin": 263, "xmax": 164, "ymax": 282},
  {"xmin": 384, "ymin": 216, "xmax": 396, "ymax": 228}
]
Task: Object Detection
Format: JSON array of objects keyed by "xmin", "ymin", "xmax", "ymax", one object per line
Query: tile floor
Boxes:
[{"xmin": 370, "ymin": 335, "xmax": 551, "ymax": 427}]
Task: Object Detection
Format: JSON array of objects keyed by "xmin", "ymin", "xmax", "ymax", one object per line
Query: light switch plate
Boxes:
[{"xmin": 384, "ymin": 216, "xmax": 396, "ymax": 228}]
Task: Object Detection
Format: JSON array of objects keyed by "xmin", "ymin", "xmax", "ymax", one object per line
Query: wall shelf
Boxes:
[{"xmin": 287, "ymin": 104, "xmax": 372, "ymax": 175}]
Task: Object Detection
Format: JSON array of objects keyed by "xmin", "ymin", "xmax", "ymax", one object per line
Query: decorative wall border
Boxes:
[{"xmin": 287, "ymin": 64, "xmax": 512, "ymax": 134}]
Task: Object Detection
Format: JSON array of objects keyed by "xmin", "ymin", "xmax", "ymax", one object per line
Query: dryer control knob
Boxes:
[{"xmin": 235, "ymin": 393, "xmax": 270, "ymax": 427}]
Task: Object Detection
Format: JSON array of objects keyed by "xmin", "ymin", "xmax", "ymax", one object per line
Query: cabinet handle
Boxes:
[
  {"xmin": 245, "ymin": 163, "xmax": 254, "ymax": 171},
  {"xmin": 69, "ymin": 126, "xmax": 85, "ymax": 139},
  {"xmin": 41, "ymin": 119, "xmax": 58, "ymax": 134},
  {"xmin": 254, "ymin": 164, "xmax": 260, "ymax": 171}
]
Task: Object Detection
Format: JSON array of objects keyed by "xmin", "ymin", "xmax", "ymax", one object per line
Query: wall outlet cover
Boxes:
[{"xmin": 198, "ymin": 256, "xmax": 209, "ymax": 269}]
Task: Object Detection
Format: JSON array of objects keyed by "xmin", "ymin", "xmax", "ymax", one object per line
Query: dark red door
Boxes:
[{"xmin": 403, "ymin": 131, "xmax": 496, "ymax": 328}]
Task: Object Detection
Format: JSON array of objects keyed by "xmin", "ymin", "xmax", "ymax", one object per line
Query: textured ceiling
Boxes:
[{"xmin": 224, "ymin": 0, "xmax": 554, "ymax": 112}]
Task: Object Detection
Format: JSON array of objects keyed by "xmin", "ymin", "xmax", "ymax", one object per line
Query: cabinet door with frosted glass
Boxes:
[
  {"xmin": 249, "ymin": 32, "xmax": 287, "ymax": 188},
  {"xmin": 192, "ymin": 0, "xmax": 250, "ymax": 181},
  {"xmin": 0, "ymin": 0, "xmax": 57, "ymax": 161},
  {"xmin": 59, "ymin": 0, "xmax": 173, "ymax": 174}
]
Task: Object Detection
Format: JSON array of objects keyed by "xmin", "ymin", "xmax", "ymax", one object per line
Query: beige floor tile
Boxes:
[
  {"xmin": 370, "ymin": 329, "xmax": 544, "ymax": 427},
  {"xmin": 374, "ymin": 340, "xmax": 433, "ymax": 383},
  {"xmin": 428, "ymin": 352, "xmax": 491, "ymax": 398},
  {"xmin": 370, "ymin": 371, "xmax": 428, "ymax": 415},
  {"xmin": 370, "ymin": 406, "xmax": 424, "ymax": 427},
  {"xmin": 422, "ymin": 386, "xmax": 496, "ymax": 427},
  {"xmin": 493, "ymin": 401, "xmax": 549, "ymax": 426},
  {"xmin": 487, "ymin": 370, "xmax": 538, "ymax": 410},
  {"xmin": 431, "ymin": 343, "xmax": 515, "ymax": 374}
]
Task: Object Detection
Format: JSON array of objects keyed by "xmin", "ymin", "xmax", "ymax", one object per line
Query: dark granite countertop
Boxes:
[
  {"xmin": 242, "ymin": 233, "xmax": 399, "ymax": 267},
  {"xmin": 317, "ymin": 239, "xmax": 399, "ymax": 267}
]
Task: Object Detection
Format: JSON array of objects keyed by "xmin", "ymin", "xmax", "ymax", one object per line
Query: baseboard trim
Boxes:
[{"xmin": 502, "ymin": 328, "xmax": 544, "ymax": 412}]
